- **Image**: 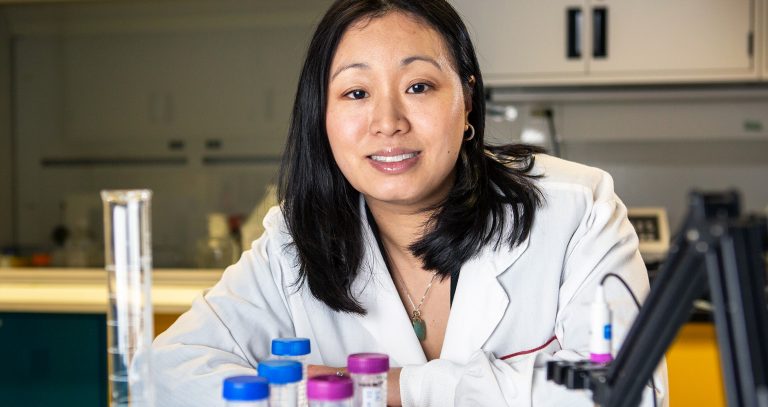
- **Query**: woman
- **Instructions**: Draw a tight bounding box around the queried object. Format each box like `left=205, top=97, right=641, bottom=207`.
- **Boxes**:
left=152, top=0, right=667, bottom=405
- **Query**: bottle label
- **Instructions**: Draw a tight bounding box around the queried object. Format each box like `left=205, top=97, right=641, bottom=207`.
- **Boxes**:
left=359, top=387, right=384, bottom=406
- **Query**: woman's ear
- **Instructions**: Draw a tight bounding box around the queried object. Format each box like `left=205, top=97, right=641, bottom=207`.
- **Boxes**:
left=464, top=75, right=476, bottom=113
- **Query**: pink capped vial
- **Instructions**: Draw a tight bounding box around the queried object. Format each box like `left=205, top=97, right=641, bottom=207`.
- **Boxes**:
left=347, top=353, right=389, bottom=407
left=307, top=375, right=353, bottom=407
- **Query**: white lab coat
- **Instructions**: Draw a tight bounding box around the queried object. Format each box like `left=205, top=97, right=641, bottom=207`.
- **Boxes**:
left=152, top=155, right=668, bottom=406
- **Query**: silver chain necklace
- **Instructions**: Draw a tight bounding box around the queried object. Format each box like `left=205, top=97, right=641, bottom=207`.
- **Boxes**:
left=395, top=271, right=439, bottom=341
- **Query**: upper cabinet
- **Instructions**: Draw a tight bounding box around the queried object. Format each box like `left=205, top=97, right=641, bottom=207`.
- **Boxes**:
left=58, top=28, right=308, bottom=156
left=7, top=1, right=329, bottom=158
left=451, top=1, right=586, bottom=81
left=450, top=0, right=760, bottom=86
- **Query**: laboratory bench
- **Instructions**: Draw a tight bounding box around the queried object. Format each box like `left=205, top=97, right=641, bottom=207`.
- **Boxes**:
left=0, top=267, right=221, bottom=407
left=0, top=268, right=725, bottom=406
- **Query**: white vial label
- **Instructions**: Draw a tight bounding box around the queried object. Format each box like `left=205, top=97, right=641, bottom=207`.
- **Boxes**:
left=359, top=387, right=383, bottom=406
left=270, top=384, right=298, bottom=407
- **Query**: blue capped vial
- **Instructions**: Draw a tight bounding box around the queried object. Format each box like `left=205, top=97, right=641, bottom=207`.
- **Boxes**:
left=258, top=359, right=303, bottom=407
left=272, top=338, right=311, bottom=407
left=223, top=375, right=269, bottom=407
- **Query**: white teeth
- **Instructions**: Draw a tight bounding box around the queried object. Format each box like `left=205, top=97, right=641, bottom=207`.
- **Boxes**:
left=370, top=152, right=418, bottom=163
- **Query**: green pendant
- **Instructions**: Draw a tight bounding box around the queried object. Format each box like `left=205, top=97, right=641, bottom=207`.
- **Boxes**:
left=412, top=314, right=426, bottom=341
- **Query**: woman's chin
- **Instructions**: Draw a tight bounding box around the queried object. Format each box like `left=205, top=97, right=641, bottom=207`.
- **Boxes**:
left=362, top=188, right=444, bottom=210
left=365, top=193, right=417, bottom=206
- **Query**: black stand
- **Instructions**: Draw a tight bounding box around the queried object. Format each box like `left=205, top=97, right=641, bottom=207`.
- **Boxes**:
left=548, top=191, right=768, bottom=407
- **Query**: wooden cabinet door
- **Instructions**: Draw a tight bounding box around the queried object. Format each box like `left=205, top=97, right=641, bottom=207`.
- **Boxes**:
left=450, top=0, right=588, bottom=85
left=589, top=0, right=756, bottom=80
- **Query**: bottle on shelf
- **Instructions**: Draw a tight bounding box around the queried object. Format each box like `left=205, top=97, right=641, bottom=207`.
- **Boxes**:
left=195, top=212, right=239, bottom=268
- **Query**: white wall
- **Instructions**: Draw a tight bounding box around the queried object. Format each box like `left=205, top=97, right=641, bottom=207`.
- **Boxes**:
left=486, top=96, right=768, bottom=229
left=563, top=140, right=768, bottom=229
left=0, top=12, right=12, bottom=248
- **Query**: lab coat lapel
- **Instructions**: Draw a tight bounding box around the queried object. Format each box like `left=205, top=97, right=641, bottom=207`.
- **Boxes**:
left=440, top=233, right=531, bottom=364
left=350, top=199, right=428, bottom=366
left=440, top=157, right=546, bottom=363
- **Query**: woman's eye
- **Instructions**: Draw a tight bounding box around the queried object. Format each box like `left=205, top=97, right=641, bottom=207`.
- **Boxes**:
left=407, top=83, right=431, bottom=94
left=345, top=89, right=368, bottom=100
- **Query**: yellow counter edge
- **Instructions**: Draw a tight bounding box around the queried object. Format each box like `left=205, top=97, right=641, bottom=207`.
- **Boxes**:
left=0, top=267, right=223, bottom=314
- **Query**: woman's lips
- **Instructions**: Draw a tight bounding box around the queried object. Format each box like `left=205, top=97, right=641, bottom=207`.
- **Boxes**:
left=367, top=150, right=421, bottom=174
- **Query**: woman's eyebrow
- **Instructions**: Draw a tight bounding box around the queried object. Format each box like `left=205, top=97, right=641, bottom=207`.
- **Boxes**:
left=331, top=55, right=442, bottom=81
left=331, top=62, right=369, bottom=81
left=401, top=55, right=442, bottom=71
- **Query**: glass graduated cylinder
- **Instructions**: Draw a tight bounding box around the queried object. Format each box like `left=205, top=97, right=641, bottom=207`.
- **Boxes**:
left=102, top=190, right=154, bottom=407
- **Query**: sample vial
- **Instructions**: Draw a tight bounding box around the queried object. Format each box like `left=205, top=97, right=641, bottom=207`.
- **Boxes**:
left=590, top=285, right=613, bottom=364
left=258, top=360, right=303, bottom=407
left=223, top=376, right=269, bottom=407
left=307, top=375, right=353, bottom=407
left=347, top=353, right=389, bottom=407
left=272, top=338, right=311, bottom=407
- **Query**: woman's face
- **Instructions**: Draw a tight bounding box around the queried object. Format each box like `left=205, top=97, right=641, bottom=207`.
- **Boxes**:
left=326, top=12, right=470, bottom=210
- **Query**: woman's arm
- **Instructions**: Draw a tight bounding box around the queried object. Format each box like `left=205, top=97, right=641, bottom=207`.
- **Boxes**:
left=151, top=216, right=296, bottom=407
left=308, top=365, right=403, bottom=405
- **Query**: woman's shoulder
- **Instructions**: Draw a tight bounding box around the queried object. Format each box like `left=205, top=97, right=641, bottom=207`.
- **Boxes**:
left=239, top=204, right=301, bottom=288
left=245, top=204, right=294, bottom=252
left=530, top=153, right=617, bottom=203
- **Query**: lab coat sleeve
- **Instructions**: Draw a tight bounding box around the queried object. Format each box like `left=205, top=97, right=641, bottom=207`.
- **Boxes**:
left=151, top=214, right=296, bottom=407
left=399, top=172, right=669, bottom=407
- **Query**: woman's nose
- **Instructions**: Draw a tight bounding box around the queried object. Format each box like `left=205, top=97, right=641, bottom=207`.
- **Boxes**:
left=369, top=93, right=410, bottom=137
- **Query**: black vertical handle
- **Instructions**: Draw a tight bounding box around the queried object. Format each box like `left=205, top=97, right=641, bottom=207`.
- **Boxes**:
left=566, top=8, right=582, bottom=59
left=592, top=7, right=608, bottom=58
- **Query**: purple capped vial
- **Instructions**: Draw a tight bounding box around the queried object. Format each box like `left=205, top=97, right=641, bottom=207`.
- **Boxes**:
left=307, top=375, right=353, bottom=407
left=347, top=353, right=389, bottom=407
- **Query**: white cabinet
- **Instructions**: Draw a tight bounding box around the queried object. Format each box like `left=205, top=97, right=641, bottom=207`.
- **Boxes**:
left=61, top=27, right=308, bottom=157
left=454, top=1, right=585, bottom=80
left=589, top=0, right=753, bottom=78
left=451, top=0, right=758, bottom=86
left=7, top=0, right=326, bottom=158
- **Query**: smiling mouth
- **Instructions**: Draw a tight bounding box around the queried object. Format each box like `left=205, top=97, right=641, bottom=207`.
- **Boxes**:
left=368, top=152, right=420, bottom=163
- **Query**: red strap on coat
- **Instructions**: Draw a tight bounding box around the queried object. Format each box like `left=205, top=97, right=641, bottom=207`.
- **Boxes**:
left=500, top=335, right=559, bottom=360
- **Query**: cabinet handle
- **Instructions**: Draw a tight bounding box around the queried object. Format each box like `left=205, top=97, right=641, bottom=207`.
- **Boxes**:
left=205, top=139, right=222, bottom=150
left=592, top=7, right=608, bottom=58
left=566, top=8, right=582, bottom=59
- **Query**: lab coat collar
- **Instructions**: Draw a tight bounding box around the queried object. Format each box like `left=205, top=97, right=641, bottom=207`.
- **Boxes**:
left=350, top=195, right=531, bottom=366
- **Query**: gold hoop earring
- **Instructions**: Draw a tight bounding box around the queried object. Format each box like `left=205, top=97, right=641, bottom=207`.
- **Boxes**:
left=464, top=123, right=475, bottom=141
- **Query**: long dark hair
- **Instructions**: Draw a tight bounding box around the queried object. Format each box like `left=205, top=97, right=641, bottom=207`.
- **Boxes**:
left=278, top=0, right=543, bottom=314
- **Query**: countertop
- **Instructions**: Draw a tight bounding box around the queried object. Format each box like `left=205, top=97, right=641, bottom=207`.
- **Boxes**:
left=0, top=267, right=223, bottom=314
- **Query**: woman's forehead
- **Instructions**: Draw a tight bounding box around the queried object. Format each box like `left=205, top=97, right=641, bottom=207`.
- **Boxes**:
left=331, top=11, right=455, bottom=74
